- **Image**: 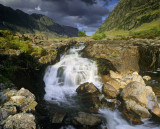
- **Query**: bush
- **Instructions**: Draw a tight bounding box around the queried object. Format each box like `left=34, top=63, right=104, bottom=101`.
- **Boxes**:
left=78, top=30, right=86, bottom=37
left=92, top=32, right=106, bottom=40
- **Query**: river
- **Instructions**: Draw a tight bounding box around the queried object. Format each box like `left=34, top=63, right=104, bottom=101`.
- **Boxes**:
left=43, top=43, right=160, bottom=129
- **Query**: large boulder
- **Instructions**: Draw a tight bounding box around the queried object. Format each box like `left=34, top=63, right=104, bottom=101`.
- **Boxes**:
left=125, top=100, right=151, bottom=118
left=121, top=81, right=155, bottom=108
left=4, top=113, right=36, bottom=129
left=72, top=113, right=102, bottom=126
left=101, top=77, right=120, bottom=99
left=16, top=88, right=35, bottom=99
left=76, top=83, right=102, bottom=109
left=121, top=81, right=159, bottom=120
left=76, top=82, right=100, bottom=96
left=3, top=88, right=37, bottom=113
left=102, top=83, right=119, bottom=99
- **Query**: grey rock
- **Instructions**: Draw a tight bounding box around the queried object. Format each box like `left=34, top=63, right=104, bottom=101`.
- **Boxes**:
left=4, top=113, right=36, bottom=129
left=73, top=113, right=102, bottom=126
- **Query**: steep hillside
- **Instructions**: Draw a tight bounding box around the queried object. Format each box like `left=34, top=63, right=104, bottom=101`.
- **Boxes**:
left=96, top=0, right=160, bottom=37
left=0, top=4, right=78, bottom=37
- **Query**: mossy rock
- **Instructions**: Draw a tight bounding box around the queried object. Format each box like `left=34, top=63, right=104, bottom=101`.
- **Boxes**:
left=95, top=58, right=117, bottom=75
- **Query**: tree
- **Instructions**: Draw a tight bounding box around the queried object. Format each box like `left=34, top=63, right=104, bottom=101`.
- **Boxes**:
left=78, top=30, right=86, bottom=37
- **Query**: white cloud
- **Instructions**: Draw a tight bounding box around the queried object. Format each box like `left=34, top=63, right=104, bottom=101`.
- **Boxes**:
left=35, top=6, right=41, bottom=11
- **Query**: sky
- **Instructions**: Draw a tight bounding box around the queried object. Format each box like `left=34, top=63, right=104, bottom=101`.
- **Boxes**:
left=0, top=0, right=119, bottom=36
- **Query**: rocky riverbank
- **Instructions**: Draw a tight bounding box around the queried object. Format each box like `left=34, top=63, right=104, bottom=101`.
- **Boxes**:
left=0, top=88, right=37, bottom=129
left=76, top=70, right=160, bottom=125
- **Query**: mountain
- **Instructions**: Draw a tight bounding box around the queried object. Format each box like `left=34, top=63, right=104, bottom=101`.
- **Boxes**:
left=0, top=4, right=78, bottom=37
left=96, top=0, right=160, bottom=37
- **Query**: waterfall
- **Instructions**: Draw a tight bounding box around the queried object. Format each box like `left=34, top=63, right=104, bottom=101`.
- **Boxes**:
left=43, top=43, right=160, bottom=129
left=43, top=43, right=102, bottom=105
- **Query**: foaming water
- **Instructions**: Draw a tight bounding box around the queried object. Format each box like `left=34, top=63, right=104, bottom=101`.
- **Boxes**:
left=99, top=109, right=160, bottom=129
left=43, top=43, right=102, bottom=105
left=43, top=43, right=160, bottom=129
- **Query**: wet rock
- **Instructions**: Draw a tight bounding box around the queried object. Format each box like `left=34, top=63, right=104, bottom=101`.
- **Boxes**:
left=125, top=100, right=151, bottom=118
left=89, top=107, right=99, bottom=114
left=121, top=81, right=155, bottom=108
left=52, top=112, right=66, bottom=124
left=76, top=83, right=102, bottom=109
left=152, top=107, right=160, bottom=117
left=78, top=94, right=102, bottom=109
left=101, top=98, right=120, bottom=110
left=73, top=113, right=102, bottom=126
left=123, top=108, right=143, bottom=125
left=4, top=113, right=36, bottom=129
left=121, top=81, right=158, bottom=119
left=109, top=70, right=122, bottom=79
left=76, top=82, right=100, bottom=96
left=102, top=83, right=119, bottom=99
left=143, top=76, right=151, bottom=81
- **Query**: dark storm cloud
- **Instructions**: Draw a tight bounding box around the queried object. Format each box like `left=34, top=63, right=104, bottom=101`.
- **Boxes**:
left=39, top=0, right=110, bottom=26
left=0, top=0, right=116, bottom=34
left=81, top=0, right=96, bottom=4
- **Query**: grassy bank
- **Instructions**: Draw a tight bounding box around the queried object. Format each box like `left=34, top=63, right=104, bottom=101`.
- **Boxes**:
left=0, top=30, right=46, bottom=84
left=95, top=19, right=160, bottom=39
left=0, top=30, right=47, bottom=57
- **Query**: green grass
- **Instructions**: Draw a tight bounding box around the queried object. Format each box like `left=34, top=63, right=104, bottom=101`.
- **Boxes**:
left=92, top=32, right=106, bottom=40
left=130, top=19, right=160, bottom=38
left=103, top=29, right=129, bottom=37
left=0, top=30, right=47, bottom=56
left=98, top=19, right=160, bottom=39
left=112, top=52, right=118, bottom=57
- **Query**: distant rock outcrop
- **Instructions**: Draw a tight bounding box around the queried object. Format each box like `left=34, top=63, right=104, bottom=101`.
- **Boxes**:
left=0, top=4, right=78, bottom=37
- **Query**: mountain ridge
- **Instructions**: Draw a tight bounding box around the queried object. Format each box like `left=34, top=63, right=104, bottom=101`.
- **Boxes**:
left=96, top=0, right=160, bottom=37
left=0, top=4, right=78, bottom=37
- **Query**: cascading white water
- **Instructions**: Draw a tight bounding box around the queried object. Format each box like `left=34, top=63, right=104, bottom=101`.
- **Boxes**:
left=43, top=43, right=160, bottom=129
left=99, top=109, right=160, bottom=129
left=43, top=43, right=102, bottom=105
